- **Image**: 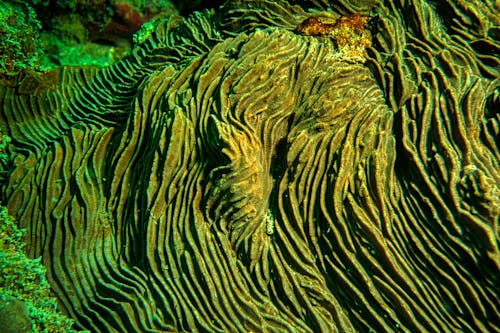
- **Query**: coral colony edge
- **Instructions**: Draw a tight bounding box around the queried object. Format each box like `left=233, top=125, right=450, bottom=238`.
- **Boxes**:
left=1, top=0, right=499, bottom=332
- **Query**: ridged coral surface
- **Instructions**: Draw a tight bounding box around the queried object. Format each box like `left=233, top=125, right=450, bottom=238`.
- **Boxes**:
left=1, top=0, right=499, bottom=332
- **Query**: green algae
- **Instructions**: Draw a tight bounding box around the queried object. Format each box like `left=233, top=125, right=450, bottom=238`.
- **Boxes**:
left=0, top=1, right=42, bottom=76
left=0, top=205, right=83, bottom=332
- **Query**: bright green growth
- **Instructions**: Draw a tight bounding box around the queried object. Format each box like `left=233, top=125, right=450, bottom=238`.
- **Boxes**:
left=0, top=1, right=42, bottom=76
left=0, top=207, right=84, bottom=332
left=133, top=19, right=156, bottom=45
left=0, top=131, right=11, bottom=195
left=0, top=134, right=10, bottom=164
left=39, top=31, right=127, bottom=69
left=38, top=13, right=129, bottom=69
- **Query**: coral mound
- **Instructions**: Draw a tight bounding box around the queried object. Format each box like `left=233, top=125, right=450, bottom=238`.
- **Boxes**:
left=1, top=0, right=499, bottom=332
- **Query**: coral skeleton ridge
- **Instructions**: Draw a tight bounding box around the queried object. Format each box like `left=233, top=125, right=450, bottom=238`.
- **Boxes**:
left=0, top=0, right=499, bottom=332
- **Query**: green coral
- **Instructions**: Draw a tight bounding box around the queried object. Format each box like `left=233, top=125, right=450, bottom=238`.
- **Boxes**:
left=133, top=19, right=156, bottom=44
left=0, top=134, right=10, bottom=162
left=0, top=131, right=11, bottom=197
left=0, top=207, right=83, bottom=333
left=38, top=14, right=126, bottom=69
left=0, top=1, right=42, bottom=76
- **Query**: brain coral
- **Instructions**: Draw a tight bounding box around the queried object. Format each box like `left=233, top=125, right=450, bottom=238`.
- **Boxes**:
left=0, top=0, right=499, bottom=332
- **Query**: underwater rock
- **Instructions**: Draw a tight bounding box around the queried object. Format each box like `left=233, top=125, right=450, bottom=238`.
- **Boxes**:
left=0, top=297, right=32, bottom=333
left=0, top=0, right=499, bottom=332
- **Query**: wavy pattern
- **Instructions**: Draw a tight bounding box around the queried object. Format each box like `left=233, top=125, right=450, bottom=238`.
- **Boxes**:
left=1, top=0, right=499, bottom=332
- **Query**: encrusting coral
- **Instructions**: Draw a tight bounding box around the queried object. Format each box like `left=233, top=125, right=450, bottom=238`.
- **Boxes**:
left=0, top=0, right=499, bottom=332
left=0, top=1, right=42, bottom=77
left=0, top=134, right=79, bottom=332
left=0, top=205, right=80, bottom=333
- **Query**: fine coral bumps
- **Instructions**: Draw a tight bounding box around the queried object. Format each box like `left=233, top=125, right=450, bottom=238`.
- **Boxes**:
left=0, top=1, right=42, bottom=77
left=0, top=207, right=81, bottom=333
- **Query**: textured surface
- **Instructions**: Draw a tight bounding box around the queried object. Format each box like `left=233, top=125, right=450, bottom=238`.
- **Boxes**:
left=1, top=0, right=499, bottom=332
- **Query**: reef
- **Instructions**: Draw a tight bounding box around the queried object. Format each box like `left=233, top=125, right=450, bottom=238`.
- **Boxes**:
left=0, top=204, right=79, bottom=332
left=0, top=0, right=499, bottom=332
left=0, top=1, right=42, bottom=77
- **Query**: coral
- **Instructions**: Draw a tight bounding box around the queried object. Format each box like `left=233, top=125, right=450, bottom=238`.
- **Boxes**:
left=39, top=14, right=130, bottom=69
left=0, top=0, right=499, bottom=332
left=27, top=0, right=178, bottom=69
left=0, top=1, right=42, bottom=77
left=0, top=206, right=81, bottom=333
left=294, top=13, right=371, bottom=61
left=0, top=0, right=219, bottom=72
left=104, top=0, right=177, bottom=37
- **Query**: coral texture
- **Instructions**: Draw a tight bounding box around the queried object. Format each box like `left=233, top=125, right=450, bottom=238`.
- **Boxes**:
left=0, top=206, right=79, bottom=332
left=1, top=0, right=499, bottom=332
left=0, top=1, right=42, bottom=76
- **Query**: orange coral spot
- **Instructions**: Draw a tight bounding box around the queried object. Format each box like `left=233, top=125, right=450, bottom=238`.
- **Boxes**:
left=332, top=14, right=369, bottom=32
left=294, top=13, right=369, bottom=36
left=294, top=17, right=334, bottom=35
